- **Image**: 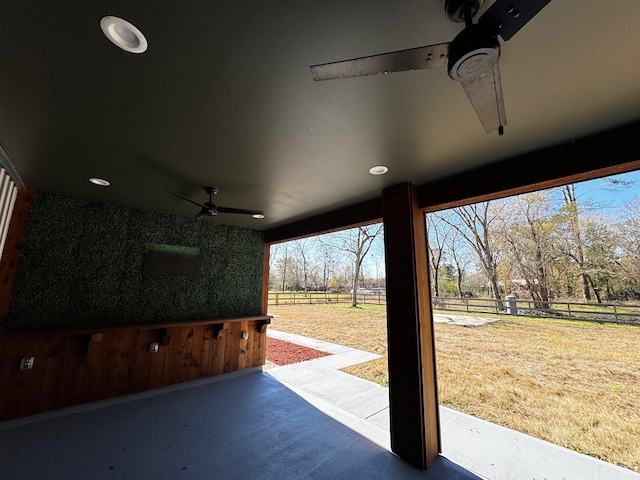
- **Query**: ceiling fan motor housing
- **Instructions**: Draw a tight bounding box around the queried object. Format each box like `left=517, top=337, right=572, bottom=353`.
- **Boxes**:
left=447, top=24, right=500, bottom=82
left=200, top=203, right=218, bottom=216
left=445, top=0, right=485, bottom=23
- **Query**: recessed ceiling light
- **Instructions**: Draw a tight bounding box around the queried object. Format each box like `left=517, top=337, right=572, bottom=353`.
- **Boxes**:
left=252, top=213, right=265, bottom=219
left=89, top=177, right=110, bottom=186
left=369, top=165, right=389, bottom=175
left=100, top=16, right=148, bottom=54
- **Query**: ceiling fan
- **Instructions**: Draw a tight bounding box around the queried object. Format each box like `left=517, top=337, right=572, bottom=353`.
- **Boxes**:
left=310, top=0, right=552, bottom=135
left=165, top=186, right=264, bottom=219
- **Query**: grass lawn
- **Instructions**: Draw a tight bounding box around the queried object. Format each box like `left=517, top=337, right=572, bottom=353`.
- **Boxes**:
left=267, top=303, right=640, bottom=473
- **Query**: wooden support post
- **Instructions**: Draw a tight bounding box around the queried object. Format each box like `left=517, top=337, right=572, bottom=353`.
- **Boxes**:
left=262, top=243, right=270, bottom=315
left=382, top=182, right=440, bottom=469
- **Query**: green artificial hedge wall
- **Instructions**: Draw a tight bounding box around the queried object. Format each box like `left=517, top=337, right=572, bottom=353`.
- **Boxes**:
left=6, top=192, right=264, bottom=332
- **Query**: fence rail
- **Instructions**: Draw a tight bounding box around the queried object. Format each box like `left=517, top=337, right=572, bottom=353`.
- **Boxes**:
left=268, top=292, right=640, bottom=325
left=432, top=296, right=640, bottom=325
left=268, top=291, right=386, bottom=306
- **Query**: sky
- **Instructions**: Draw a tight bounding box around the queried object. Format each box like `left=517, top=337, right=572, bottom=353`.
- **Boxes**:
left=572, top=169, right=640, bottom=210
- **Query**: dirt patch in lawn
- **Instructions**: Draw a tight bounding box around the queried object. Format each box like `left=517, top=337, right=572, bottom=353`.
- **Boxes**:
left=266, top=336, right=330, bottom=366
left=267, top=303, right=640, bottom=473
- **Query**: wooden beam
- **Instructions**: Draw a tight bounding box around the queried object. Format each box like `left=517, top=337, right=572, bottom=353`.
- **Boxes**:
left=382, top=182, right=440, bottom=469
left=264, top=197, right=382, bottom=244
left=0, top=189, right=35, bottom=332
left=263, top=120, right=640, bottom=245
left=418, top=120, right=640, bottom=212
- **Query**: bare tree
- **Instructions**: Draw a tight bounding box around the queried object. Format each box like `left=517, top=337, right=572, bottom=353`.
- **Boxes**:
left=426, top=213, right=452, bottom=298
left=446, top=226, right=475, bottom=298
left=292, top=238, right=312, bottom=294
left=322, top=224, right=383, bottom=307
left=443, top=202, right=504, bottom=300
left=280, top=244, right=289, bottom=292
left=559, top=184, right=597, bottom=301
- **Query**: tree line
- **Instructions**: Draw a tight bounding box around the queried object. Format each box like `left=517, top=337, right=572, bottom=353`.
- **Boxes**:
left=269, top=173, right=640, bottom=306
left=427, top=177, right=640, bottom=304
left=269, top=224, right=384, bottom=307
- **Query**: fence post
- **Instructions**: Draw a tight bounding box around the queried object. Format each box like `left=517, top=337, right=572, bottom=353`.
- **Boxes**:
left=275, top=292, right=279, bottom=306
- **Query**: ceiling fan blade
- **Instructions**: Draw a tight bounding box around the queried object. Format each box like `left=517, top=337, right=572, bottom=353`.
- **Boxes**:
left=459, top=61, right=506, bottom=134
left=479, top=0, right=552, bottom=41
left=216, top=206, right=263, bottom=216
left=310, top=43, right=449, bottom=81
left=164, top=189, right=207, bottom=208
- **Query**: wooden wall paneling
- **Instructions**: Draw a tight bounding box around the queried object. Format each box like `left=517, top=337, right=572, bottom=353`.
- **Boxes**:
left=256, top=330, right=266, bottom=368
left=0, top=189, right=34, bottom=331
left=61, top=337, right=86, bottom=406
left=164, top=327, right=181, bottom=385
left=166, top=328, right=180, bottom=385
left=0, top=336, right=18, bottom=417
left=191, top=325, right=209, bottom=380
left=114, top=332, right=136, bottom=397
left=176, top=327, right=195, bottom=384
left=98, top=332, right=126, bottom=399
left=224, top=322, right=241, bottom=373
left=126, top=330, right=155, bottom=394
left=177, top=326, right=190, bottom=383
left=253, top=319, right=270, bottom=367
left=72, top=336, right=101, bottom=404
left=212, top=324, right=227, bottom=375
left=0, top=316, right=270, bottom=421
left=238, top=320, right=250, bottom=370
left=148, top=331, right=171, bottom=390
left=1, top=335, right=48, bottom=420
left=93, top=332, right=114, bottom=400
left=250, top=322, right=261, bottom=368
left=200, top=325, right=214, bottom=377
left=38, top=335, right=80, bottom=412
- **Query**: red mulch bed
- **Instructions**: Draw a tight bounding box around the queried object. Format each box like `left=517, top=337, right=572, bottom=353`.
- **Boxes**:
left=266, top=337, right=331, bottom=366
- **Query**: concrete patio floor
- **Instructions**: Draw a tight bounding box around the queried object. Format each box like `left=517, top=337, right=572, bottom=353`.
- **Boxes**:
left=0, top=329, right=638, bottom=480
left=0, top=369, right=483, bottom=479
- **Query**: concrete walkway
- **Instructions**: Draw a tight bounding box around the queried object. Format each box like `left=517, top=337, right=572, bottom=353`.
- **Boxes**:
left=265, top=329, right=640, bottom=480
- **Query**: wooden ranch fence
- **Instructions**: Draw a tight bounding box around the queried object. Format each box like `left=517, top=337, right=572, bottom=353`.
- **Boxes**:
left=432, top=296, right=640, bottom=325
left=267, top=292, right=640, bottom=325
left=268, top=291, right=387, bottom=306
